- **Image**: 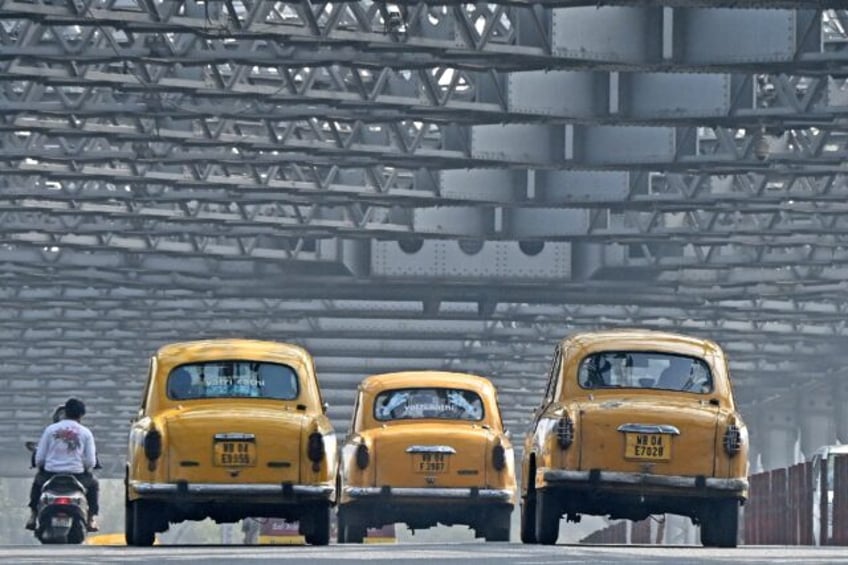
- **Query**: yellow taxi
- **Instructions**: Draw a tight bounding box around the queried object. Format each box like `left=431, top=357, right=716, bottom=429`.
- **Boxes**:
left=125, top=339, right=336, bottom=546
left=337, top=371, right=516, bottom=543
left=520, top=329, right=748, bottom=547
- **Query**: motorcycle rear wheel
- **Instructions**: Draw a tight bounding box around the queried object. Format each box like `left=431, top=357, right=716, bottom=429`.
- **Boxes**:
left=68, top=521, right=86, bottom=544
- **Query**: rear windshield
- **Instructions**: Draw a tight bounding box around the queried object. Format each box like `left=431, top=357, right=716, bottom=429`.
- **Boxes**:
left=374, top=387, right=484, bottom=422
left=167, top=361, right=299, bottom=400
left=578, top=351, right=713, bottom=394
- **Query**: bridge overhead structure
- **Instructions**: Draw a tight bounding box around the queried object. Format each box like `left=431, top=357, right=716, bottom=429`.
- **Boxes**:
left=1, top=0, right=847, bottom=477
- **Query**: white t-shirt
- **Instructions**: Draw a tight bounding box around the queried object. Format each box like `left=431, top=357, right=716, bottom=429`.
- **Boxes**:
left=35, top=419, right=96, bottom=474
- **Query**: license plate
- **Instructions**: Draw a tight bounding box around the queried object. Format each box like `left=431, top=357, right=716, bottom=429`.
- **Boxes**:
left=413, top=452, right=448, bottom=473
left=214, top=440, right=256, bottom=467
left=624, top=433, right=671, bottom=461
left=51, top=516, right=72, bottom=528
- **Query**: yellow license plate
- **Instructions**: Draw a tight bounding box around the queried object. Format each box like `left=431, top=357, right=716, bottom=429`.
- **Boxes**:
left=214, top=441, right=256, bottom=467
left=413, top=452, right=448, bottom=473
left=624, top=433, right=671, bottom=461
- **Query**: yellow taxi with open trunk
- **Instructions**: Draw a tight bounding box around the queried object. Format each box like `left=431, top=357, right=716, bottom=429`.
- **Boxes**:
left=125, top=339, right=336, bottom=546
left=337, top=371, right=516, bottom=543
left=520, top=329, right=748, bottom=547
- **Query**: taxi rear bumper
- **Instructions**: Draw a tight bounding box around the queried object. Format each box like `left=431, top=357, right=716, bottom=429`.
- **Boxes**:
left=131, top=481, right=334, bottom=499
left=542, top=469, right=748, bottom=492
left=344, top=486, right=513, bottom=501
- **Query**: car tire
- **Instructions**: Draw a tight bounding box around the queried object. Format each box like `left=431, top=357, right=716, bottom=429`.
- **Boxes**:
left=700, top=499, right=738, bottom=548
left=483, top=508, right=511, bottom=542
left=127, top=500, right=156, bottom=547
left=520, top=494, right=537, bottom=544
left=304, top=502, right=331, bottom=546
left=534, top=490, right=560, bottom=545
left=337, top=507, right=366, bottom=544
left=124, top=497, right=136, bottom=546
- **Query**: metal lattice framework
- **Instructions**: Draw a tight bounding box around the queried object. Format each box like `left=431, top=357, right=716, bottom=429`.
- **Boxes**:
left=1, top=0, right=848, bottom=477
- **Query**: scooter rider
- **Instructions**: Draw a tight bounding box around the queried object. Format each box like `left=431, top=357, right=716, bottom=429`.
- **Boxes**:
left=26, top=398, right=100, bottom=532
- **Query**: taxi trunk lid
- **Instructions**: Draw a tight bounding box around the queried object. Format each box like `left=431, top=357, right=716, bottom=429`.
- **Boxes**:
left=577, top=397, right=720, bottom=477
left=164, top=404, right=307, bottom=484
left=373, top=423, right=491, bottom=488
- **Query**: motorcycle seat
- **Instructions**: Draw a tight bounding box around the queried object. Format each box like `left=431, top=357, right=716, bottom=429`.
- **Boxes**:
left=42, top=475, right=86, bottom=494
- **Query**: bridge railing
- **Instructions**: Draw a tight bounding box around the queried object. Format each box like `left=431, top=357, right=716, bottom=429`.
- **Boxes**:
left=744, top=461, right=813, bottom=544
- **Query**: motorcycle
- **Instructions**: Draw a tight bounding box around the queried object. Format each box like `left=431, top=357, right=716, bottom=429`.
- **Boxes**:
left=24, top=404, right=99, bottom=544
left=24, top=442, right=90, bottom=544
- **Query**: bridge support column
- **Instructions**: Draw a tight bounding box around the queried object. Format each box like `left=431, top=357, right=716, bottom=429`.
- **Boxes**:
left=834, top=378, right=848, bottom=445
left=750, top=397, right=798, bottom=471
left=798, top=387, right=835, bottom=461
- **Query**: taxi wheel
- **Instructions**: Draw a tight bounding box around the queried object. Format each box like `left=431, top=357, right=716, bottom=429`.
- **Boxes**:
left=127, top=500, right=156, bottom=547
left=304, top=503, right=331, bottom=546
left=520, top=496, right=537, bottom=544
left=700, top=500, right=738, bottom=548
left=124, top=499, right=135, bottom=546
left=534, top=491, right=560, bottom=545
left=337, top=508, right=366, bottom=544
left=483, top=509, right=511, bottom=542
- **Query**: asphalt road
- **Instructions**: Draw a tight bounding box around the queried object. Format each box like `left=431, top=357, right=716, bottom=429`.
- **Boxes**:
left=5, top=543, right=848, bottom=565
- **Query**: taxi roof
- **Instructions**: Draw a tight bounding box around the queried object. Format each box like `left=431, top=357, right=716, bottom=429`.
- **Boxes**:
left=563, top=328, right=722, bottom=356
left=360, top=371, right=495, bottom=395
left=155, top=338, right=313, bottom=366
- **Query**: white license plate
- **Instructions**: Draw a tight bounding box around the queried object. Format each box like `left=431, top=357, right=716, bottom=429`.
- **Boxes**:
left=51, top=516, right=72, bottom=528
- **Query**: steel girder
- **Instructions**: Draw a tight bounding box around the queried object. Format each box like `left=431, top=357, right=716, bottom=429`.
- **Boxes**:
left=387, top=2, right=847, bottom=8
left=0, top=2, right=845, bottom=74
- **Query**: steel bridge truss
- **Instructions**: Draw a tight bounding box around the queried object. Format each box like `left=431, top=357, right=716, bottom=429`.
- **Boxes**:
left=0, top=0, right=847, bottom=477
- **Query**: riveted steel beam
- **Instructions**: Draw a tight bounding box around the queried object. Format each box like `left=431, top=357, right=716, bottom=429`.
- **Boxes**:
left=0, top=3, right=844, bottom=74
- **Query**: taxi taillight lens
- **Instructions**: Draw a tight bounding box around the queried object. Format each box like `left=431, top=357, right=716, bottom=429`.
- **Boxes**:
left=723, top=425, right=742, bottom=456
left=307, top=432, right=325, bottom=471
left=355, top=443, right=370, bottom=470
left=143, top=429, right=162, bottom=461
left=556, top=415, right=575, bottom=449
left=492, top=444, right=506, bottom=471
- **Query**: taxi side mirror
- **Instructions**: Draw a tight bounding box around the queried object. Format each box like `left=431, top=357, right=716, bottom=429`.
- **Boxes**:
left=322, top=402, right=330, bottom=414
left=504, top=430, right=512, bottom=440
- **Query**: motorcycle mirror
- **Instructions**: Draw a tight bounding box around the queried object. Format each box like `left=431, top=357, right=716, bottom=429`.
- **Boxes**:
left=24, top=441, right=37, bottom=453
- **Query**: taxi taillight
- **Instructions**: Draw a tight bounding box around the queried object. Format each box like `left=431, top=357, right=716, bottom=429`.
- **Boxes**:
left=556, top=415, right=575, bottom=449
left=355, top=443, right=370, bottom=470
left=492, top=444, right=507, bottom=471
left=143, top=428, right=162, bottom=461
left=723, top=425, right=742, bottom=456
left=307, top=432, right=325, bottom=471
